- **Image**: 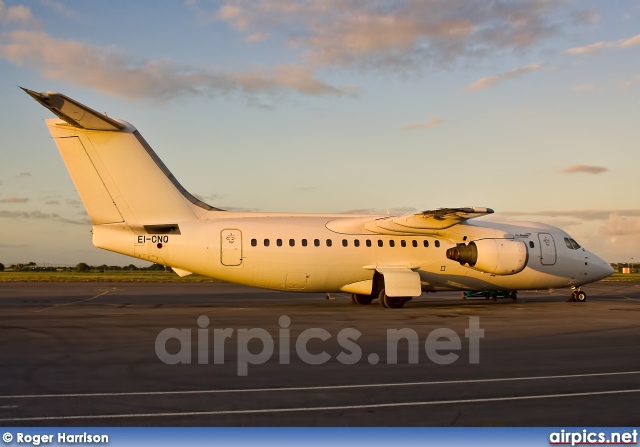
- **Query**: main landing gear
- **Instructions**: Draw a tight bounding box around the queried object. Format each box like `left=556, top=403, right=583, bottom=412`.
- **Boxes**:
left=568, top=287, right=587, bottom=302
left=350, top=293, right=374, bottom=305
left=350, top=290, right=412, bottom=308
left=378, top=290, right=411, bottom=309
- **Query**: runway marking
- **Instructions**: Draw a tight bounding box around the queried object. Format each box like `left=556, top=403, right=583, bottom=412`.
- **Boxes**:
left=0, top=370, right=638, bottom=399
left=1, top=388, right=639, bottom=422
left=33, top=288, right=116, bottom=313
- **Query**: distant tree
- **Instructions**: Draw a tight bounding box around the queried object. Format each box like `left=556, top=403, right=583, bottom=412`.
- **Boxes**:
left=0, top=263, right=4, bottom=272
left=75, top=262, right=90, bottom=272
left=127, top=264, right=139, bottom=271
left=98, top=264, right=108, bottom=272
left=148, top=263, right=165, bottom=271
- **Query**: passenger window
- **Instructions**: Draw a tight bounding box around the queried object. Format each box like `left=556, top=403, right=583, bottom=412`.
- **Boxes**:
left=366, top=240, right=372, bottom=247
left=342, top=239, right=348, bottom=247
left=389, top=240, right=395, bottom=248
left=302, top=239, right=307, bottom=247
left=529, top=241, right=535, bottom=248
left=378, top=240, right=383, bottom=247
left=354, top=239, right=360, bottom=247
left=326, top=239, right=332, bottom=247
left=251, top=238, right=257, bottom=247
left=289, top=239, right=295, bottom=247
left=569, top=238, right=581, bottom=249
left=264, top=239, right=270, bottom=247
left=412, top=240, right=417, bottom=248
left=423, top=240, right=429, bottom=248
left=314, top=239, right=320, bottom=247
left=401, top=240, right=406, bottom=247
left=564, top=238, right=573, bottom=249
left=277, top=239, right=282, bottom=247
left=435, top=240, right=440, bottom=248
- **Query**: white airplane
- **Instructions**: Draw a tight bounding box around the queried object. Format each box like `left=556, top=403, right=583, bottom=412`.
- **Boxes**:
left=23, top=88, right=613, bottom=308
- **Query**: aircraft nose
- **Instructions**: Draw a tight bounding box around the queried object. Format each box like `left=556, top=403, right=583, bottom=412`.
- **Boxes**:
left=591, top=255, right=614, bottom=281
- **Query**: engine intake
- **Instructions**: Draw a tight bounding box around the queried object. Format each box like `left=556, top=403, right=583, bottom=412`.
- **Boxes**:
left=446, top=239, right=528, bottom=275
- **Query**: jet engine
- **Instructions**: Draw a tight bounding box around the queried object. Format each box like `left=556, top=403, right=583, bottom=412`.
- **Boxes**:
left=446, top=239, right=528, bottom=275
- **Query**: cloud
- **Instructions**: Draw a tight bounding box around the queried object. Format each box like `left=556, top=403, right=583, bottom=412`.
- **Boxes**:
left=18, top=171, right=31, bottom=177
left=565, top=32, right=640, bottom=55
left=0, top=209, right=90, bottom=225
left=600, top=213, right=640, bottom=236
left=44, top=200, right=60, bottom=205
left=0, top=0, right=38, bottom=25
left=0, top=197, right=29, bottom=203
left=403, top=117, right=443, bottom=131
left=39, top=0, right=82, bottom=20
left=246, top=32, right=269, bottom=43
left=0, top=243, right=27, bottom=248
left=622, top=75, right=640, bottom=88
left=562, top=165, right=608, bottom=175
left=571, top=83, right=594, bottom=91
left=343, top=207, right=418, bottom=215
left=500, top=209, right=640, bottom=221
left=213, top=1, right=592, bottom=72
left=1, top=1, right=595, bottom=102
left=466, top=63, right=543, bottom=91
left=0, top=30, right=348, bottom=102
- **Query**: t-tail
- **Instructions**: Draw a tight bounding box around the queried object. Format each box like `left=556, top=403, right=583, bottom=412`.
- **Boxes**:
left=22, top=88, right=223, bottom=268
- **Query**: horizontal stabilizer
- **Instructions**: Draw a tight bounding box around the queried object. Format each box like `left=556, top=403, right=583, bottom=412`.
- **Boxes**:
left=21, top=88, right=125, bottom=131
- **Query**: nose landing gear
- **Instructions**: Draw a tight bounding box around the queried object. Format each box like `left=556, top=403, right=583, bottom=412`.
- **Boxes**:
left=568, top=287, right=587, bottom=302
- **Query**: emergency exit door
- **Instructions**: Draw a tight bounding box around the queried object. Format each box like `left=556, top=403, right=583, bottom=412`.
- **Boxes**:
left=220, top=229, right=242, bottom=266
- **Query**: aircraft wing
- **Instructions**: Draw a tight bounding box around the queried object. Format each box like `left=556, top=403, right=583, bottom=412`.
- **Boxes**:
left=364, top=207, right=493, bottom=234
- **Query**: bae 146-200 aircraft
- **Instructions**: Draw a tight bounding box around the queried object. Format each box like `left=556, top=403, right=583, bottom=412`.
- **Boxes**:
left=23, top=88, right=613, bottom=308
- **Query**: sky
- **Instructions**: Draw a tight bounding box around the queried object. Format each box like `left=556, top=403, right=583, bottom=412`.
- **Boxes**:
left=0, top=0, right=639, bottom=266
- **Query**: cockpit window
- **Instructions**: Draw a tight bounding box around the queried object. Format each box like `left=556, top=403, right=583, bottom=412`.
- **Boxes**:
left=564, top=237, right=582, bottom=250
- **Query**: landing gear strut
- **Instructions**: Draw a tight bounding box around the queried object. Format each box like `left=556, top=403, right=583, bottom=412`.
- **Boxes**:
left=568, top=287, right=587, bottom=302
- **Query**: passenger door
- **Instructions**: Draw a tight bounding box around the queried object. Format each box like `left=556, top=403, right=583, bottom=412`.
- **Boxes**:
left=220, top=229, right=243, bottom=266
left=538, top=233, right=557, bottom=265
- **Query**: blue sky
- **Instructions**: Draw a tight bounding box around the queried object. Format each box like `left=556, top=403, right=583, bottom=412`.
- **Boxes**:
left=1, top=0, right=639, bottom=266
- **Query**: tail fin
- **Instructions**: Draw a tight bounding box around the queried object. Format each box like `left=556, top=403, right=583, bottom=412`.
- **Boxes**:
left=23, top=88, right=221, bottom=225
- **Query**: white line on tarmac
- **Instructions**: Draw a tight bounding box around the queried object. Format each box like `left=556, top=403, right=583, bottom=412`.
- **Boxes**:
left=0, top=370, right=638, bottom=399
left=1, top=388, right=639, bottom=422
left=33, top=288, right=116, bottom=313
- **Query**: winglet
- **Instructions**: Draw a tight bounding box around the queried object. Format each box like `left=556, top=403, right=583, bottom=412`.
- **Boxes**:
left=20, top=87, right=125, bottom=131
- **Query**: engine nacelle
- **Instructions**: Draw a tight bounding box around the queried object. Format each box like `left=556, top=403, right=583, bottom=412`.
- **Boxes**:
left=446, top=239, right=528, bottom=275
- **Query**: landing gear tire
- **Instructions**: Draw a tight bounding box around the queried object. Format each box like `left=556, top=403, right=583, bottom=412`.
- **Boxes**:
left=569, top=288, right=587, bottom=302
left=509, top=291, right=518, bottom=301
left=379, top=289, right=388, bottom=308
left=379, top=289, right=407, bottom=309
left=351, top=293, right=373, bottom=305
